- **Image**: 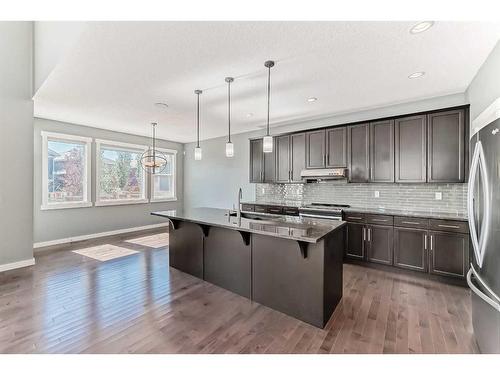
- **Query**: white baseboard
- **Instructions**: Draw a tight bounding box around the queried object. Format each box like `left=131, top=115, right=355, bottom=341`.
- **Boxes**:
left=33, top=223, right=169, bottom=251
left=0, top=258, right=36, bottom=273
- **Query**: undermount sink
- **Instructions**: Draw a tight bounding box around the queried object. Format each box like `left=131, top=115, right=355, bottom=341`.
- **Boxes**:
left=227, top=211, right=281, bottom=224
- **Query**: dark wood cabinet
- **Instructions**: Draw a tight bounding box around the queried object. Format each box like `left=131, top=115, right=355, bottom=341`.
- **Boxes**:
left=395, top=115, right=427, bottom=183
left=428, top=231, right=469, bottom=278
left=347, top=123, right=369, bottom=182
left=306, top=129, right=326, bottom=168
left=263, top=145, right=275, bottom=183
left=326, top=127, right=347, bottom=167
left=346, top=222, right=365, bottom=260
left=275, top=135, right=290, bottom=183
left=370, top=120, right=394, bottom=182
left=366, top=224, right=393, bottom=265
left=393, top=227, right=428, bottom=272
left=249, top=138, right=263, bottom=182
left=291, top=133, right=306, bottom=182
left=427, top=109, right=465, bottom=183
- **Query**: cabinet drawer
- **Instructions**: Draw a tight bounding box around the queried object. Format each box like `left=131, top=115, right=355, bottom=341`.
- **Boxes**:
left=267, top=206, right=284, bottom=215
left=283, top=207, right=299, bottom=216
left=394, top=216, right=429, bottom=229
left=344, top=213, right=365, bottom=222
left=254, top=205, right=268, bottom=213
left=366, top=214, right=393, bottom=226
left=429, top=219, right=468, bottom=234
left=241, top=204, right=255, bottom=212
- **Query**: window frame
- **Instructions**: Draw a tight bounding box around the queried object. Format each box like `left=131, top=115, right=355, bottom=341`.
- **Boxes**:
left=41, top=131, right=93, bottom=210
left=95, top=139, right=149, bottom=207
left=150, top=147, right=178, bottom=203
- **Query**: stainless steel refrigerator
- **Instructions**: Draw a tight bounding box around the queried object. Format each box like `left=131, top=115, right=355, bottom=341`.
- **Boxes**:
left=467, top=103, right=500, bottom=354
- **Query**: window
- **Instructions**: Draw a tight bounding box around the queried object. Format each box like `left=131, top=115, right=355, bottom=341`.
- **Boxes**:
left=41, top=132, right=92, bottom=210
left=151, top=148, right=177, bottom=202
left=96, top=140, right=148, bottom=206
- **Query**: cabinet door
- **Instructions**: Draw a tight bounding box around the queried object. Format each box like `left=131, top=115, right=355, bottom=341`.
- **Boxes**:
left=393, top=227, right=427, bottom=272
left=395, top=115, right=427, bottom=182
left=291, top=133, right=306, bottom=182
left=306, top=129, right=326, bottom=168
left=346, top=222, right=365, bottom=260
left=263, top=140, right=276, bottom=183
left=366, top=225, right=394, bottom=265
left=429, top=231, right=469, bottom=278
left=370, top=120, right=394, bottom=182
left=427, top=109, right=465, bottom=183
left=249, top=138, right=263, bottom=182
left=347, top=123, right=369, bottom=182
left=326, top=127, right=347, bottom=167
left=275, top=135, right=290, bottom=183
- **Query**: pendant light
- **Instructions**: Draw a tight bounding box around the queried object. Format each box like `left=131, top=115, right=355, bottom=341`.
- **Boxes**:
left=225, top=77, right=234, bottom=158
left=263, top=60, right=275, bottom=153
left=140, top=122, right=168, bottom=174
left=194, top=89, right=202, bottom=160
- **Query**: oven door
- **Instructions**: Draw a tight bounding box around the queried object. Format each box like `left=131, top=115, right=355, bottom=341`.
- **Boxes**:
left=299, top=212, right=342, bottom=221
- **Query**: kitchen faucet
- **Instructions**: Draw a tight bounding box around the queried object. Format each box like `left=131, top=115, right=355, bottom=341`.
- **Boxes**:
left=237, top=187, right=242, bottom=219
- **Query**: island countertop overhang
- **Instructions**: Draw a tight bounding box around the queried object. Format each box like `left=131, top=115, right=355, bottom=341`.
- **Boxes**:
left=151, top=207, right=345, bottom=244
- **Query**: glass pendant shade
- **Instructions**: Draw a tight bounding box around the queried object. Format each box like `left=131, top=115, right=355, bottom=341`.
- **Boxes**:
left=225, top=142, right=234, bottom=158
left=140, top=122, right=168, bottom=174
left=194, top=146, right=202, bottom=160
left=263, top=135, right=273, bottom=153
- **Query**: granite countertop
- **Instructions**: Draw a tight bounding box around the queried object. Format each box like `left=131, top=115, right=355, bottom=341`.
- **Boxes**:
left=344, top=207, right=468, bottom=221
left=152, top=207, right=345, bottom=243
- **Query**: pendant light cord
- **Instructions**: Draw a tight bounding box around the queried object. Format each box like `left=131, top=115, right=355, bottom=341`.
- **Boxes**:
left=196, top=92, right=200, bottom=147
left=266, top=65, right=271, bottom=136
left=228, top=79, right=231, bottom=143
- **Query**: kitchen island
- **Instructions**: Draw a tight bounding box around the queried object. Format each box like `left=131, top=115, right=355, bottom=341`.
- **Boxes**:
left=152, top=207, right=346, bottom=328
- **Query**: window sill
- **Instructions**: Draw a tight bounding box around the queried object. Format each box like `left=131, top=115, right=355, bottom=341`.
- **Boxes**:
left=95, top=199, right=149, bottom=207
left=150, top=197, right=177, bottom=203
left=41, top=202, right=93, bottom=211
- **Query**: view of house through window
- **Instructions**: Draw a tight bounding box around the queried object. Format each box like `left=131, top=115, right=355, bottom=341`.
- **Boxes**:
left=98, top=142, right=146, bottom=203
left=152, top=152, right=176, bottom=200
left=47, top=140, right=86, bottom=204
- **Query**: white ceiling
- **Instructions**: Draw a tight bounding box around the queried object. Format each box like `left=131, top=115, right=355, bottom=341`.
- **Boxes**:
left=34, top=21, right=500, bottom=143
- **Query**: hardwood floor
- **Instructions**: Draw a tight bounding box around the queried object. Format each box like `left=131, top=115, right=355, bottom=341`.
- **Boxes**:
left=0, top=231, right=478, bottom=354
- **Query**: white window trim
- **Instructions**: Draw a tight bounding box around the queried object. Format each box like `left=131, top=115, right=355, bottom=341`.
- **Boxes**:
left=150, top=147, right=178, bottom=203
left=95, top=139, right=149, bottom=207
left=41, top=131, right=92, bottom=210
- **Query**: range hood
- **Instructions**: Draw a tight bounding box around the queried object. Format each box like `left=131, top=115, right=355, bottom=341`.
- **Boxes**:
left=300, top=168, right=348, bottom=182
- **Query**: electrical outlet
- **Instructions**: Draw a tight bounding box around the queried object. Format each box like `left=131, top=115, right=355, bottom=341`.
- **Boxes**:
left=435, top=192, right=442, bottom=200
left=374, top=191, right=380, bottom=198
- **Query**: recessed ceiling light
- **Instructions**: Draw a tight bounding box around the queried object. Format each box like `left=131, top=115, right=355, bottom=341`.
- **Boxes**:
left=154, top=102, right=168, bottom=109
left=408, top=71, right=425, bottom=79
left=246, top=113, right=254, bottom=118
left=410, top=21, right=434, bottom=34
left=307, top=97, right=318, bottom=102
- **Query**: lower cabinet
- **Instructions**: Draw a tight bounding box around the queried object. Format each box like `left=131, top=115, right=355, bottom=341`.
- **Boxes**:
left=346, top=222, right=365, bottom=260
left=428, top=231, right=469, bottom=278
left=366, top=225, right=393, bottom=265
left=393, top=227, right=427, bottom=272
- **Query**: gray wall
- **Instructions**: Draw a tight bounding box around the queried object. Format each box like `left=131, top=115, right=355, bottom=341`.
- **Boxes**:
left=0, top=22, right=34, bottom=265
left=183, top=93, right=467, bottom=209
left=34, top=118, right=184, bottom=244
left=466, top=40, right=500, bottom=122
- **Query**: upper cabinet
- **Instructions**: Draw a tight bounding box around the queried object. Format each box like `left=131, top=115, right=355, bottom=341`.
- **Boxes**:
left=275, top=135, right=291, bottom=183
left=275, top=133, right=306, bottom=183
left=347, top=124, right=369, bottom=182
left=369, top=120, right=394, bottom=182
left=305, top=129, right=327, bottom=168
left=249, top=138, right=275, bottom=183
left=395, top=115, right=427, bottom=183
left=427, top=109, right=465, bottom=183
left=326, top=127, right=347, bottom=167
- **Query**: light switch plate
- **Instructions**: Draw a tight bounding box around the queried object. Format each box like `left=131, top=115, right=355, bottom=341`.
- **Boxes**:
left=374, top=191, right=380, bottom=198
left=435, top=192, right=442, bottom=200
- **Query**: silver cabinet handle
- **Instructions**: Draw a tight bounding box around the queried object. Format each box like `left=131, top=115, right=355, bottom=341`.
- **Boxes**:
left=402, top=221, right=420, bottom=225
left=368, top=228, right=371, bottom=242
left=430, top=235, right=433, bottom=251
left=467, top=267, right=500, bottom=312
left=438, top=224, right=460, bottom=229
left=348, top=216, right=363, bottom=220
left=424, top=234, right=428, bottom=250
left=372, top=218, right=388, bottom=222
left=363, top=227, right=366, bottom=241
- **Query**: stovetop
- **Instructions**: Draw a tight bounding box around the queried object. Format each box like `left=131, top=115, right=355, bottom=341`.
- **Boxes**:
left=300, top=203, right=351, bottom=212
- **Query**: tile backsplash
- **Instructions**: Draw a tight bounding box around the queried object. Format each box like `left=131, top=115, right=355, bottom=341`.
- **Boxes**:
left=256, top=181, right=467, bottom=214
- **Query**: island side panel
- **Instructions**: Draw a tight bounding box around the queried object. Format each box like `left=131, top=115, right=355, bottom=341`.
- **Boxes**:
left=168, top=221, right=204, bottom=278
left=204, top=226, right=252, bottom=298
left=323, top=226, right=345, bottom=326
left=252, top=234, right=325, bottom=328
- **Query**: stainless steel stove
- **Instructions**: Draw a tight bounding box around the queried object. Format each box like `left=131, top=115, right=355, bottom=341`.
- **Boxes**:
left=298, top=203, right=350, bottom=221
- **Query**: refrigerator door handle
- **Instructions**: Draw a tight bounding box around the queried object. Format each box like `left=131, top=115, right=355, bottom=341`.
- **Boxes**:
left=467, top=266, right=500, bottom=312
left=467, top=141, right=491, bottom=268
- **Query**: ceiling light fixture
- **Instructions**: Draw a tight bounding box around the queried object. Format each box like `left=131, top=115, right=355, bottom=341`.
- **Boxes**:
left=225, top=77, right=234, bottom=158
left=408, top=71, right=425, bottom=79
left=410, top=21, right=434, bottom=34
left=307, top=97, right=318, bottom=102
left=154, top=102, right=168, bottom=109
left=263, top=60, right=275, bottom=153
left=246, top=113, right=253, bottom=118
left=140, top=122, right=167, bottom=174
left=194, top=90, right=202, bottom=160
